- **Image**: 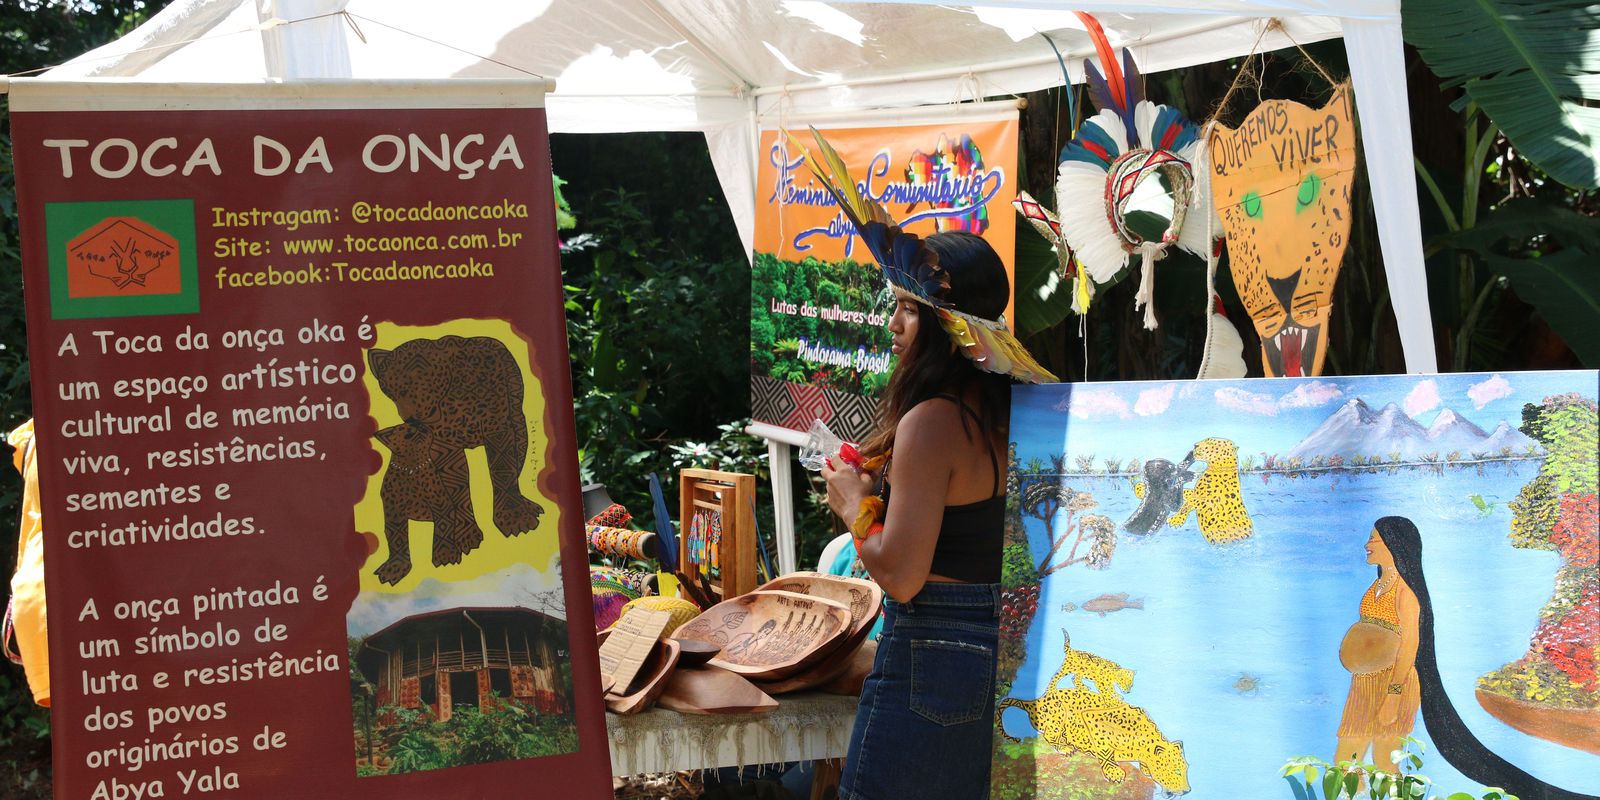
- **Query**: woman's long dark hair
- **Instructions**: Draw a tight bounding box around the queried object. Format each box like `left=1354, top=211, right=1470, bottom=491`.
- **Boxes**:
left=862, top=231, right=1011, bottom=458
left=1374, top=516, right=1595, bottom=800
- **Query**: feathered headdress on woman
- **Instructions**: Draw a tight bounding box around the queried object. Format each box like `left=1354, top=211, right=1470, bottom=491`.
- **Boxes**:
left=787, top=128, right=1057, bottom=385
left=1048, top=12, right=1218, bottom=329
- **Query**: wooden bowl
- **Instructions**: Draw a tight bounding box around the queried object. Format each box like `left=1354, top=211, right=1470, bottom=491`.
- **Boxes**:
left=757, top=572, right=882, bottom=648
left=823, top=639, right=878, bottom=697
left=675, top=639, right=722, bottom=667
left=672, top=590, right=851, bottom=681
left=752, top=636, right=863, bottom=695
left=658, top=666, right=778, bottom=715
left=604, top=637, right=680, bottom=715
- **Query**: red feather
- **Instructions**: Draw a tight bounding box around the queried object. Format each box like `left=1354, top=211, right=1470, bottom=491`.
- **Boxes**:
left=1074, top=12, right=1126, bottom=112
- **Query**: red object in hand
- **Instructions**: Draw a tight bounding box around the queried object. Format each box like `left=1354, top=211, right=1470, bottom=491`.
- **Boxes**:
left=838, top=441, right=864, bottom=471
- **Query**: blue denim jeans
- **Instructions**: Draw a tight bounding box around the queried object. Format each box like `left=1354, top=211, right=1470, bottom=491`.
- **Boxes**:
left=839, top=582, right=999, bottom=800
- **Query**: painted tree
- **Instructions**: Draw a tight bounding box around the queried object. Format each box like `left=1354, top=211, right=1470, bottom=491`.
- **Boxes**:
left=1481, top=393, right=1599, bottom=714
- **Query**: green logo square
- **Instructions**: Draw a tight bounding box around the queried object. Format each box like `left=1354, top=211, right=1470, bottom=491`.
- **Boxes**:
left=46, top=199, right=199, bottom=320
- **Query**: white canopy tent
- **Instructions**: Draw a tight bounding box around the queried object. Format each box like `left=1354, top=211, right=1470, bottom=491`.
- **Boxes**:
left=39, top=0, right=1437, bottom=570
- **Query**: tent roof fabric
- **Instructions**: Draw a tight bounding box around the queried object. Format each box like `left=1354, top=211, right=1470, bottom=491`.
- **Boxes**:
left=39, top=0, right=1430, bottom=379
left=53, top=1, right=1350, bottom=131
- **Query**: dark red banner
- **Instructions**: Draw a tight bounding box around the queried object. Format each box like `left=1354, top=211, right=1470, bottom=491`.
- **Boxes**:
left=11, top=81, right=611, bottom=800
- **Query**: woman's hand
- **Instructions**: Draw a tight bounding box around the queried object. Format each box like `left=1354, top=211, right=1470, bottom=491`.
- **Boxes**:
left=1379, top=691, right=1404, bottom=725
left=820, top=458, right=875, bottom=526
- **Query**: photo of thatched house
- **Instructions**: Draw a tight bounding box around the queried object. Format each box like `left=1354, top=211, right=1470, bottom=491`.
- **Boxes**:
left=358, top=606, right=570, bottom=721
left=352, top=605, right=578, bottom=776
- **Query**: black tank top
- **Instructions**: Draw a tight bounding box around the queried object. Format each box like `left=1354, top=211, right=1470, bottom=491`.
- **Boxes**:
left=878, top=396, right=1003, bottom=584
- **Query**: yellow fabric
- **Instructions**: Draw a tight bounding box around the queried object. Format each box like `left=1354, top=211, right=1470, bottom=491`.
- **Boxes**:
left=9, top=420, right=48, bottom=706
left=615, top=596, right=701, bottom=637
left=851, top=496, right=885, bottom=540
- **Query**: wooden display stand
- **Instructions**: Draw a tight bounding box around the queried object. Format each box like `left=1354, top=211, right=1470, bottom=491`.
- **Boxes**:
left=678, top=468, right=758, bottom=600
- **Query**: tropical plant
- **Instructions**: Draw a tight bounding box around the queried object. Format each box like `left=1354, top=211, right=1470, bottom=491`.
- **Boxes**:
left=1403, top=0, right=1600, bottom=191
left=1282, top=737, right=1519, bottom=800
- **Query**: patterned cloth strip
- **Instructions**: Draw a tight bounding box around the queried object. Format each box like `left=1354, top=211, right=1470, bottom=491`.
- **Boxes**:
left=590, top=566, right=656, bottom=596
left=587, top=524, right=656, bottom=560
left=587, top=502, right=632, bottom=528
left=687, top=509, right=723, bottom=579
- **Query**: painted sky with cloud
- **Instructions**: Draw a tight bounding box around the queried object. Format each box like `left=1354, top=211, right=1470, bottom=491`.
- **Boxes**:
left=1012, top=370, right=1595, bottom=467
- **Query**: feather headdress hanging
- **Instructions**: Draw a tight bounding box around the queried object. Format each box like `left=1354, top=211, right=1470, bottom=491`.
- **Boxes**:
left=1048, top=12, right=1219, bottom=329
left=1013, top=31, right=1096, bottom=315
left=787, top=128, right=1058, bottom=385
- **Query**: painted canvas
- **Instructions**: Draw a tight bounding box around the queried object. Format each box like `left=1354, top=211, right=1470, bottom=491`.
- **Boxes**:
left=994, top=372, right=1598, bottom=800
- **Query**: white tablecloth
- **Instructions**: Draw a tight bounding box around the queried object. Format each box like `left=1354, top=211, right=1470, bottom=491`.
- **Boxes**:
left=606, top=692, right=858, bottom=776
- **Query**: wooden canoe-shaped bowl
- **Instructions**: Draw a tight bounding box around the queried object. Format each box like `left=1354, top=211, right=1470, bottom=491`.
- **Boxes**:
left=658, top=666, right=778, bottom=715
left=752, top=635, right=864, bottom=695
left=604, top=637, right=680, bottom=715
left=674, top=638, right=722, bottom=667
left=822, top=639, right=877, bottom=697
left=757, top=572, right=882, bottom=647
left=672, top=590, right=851, bottom=682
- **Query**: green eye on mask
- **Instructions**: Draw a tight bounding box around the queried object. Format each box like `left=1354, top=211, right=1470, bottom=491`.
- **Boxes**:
left=1297, top=173, right=1321, bottom=211
left=1241, top=191, right=1262, bottom=219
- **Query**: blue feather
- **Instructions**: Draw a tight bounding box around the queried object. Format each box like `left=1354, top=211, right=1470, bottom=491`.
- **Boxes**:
left=1152, top=105, right=1198, bottom=153
left=1060, top=121, right=1121, bottom=169
left=1083, top=58, right=1116, bottom=122
left=1040, top=31, right=1078, bottom=143
left=1121, top=49, right=1143, bottom=134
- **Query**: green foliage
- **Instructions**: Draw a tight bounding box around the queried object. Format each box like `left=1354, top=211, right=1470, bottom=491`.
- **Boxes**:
left=749, top=252, right=892, bottom=395
left=370, top=700, right=578, bottom=775
left=1403, top=0, right=1600, bottom=190
left=556, top=135, right=751, bottom=528
left=551, top=175, right=576, bottom=231
left=1535, top=394, right=1599, bottom=493
left=1281, top=738, right=1519, bottom=800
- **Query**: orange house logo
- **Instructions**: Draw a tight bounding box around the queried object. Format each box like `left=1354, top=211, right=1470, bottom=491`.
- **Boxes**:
left=65, top=216, right=182, bottom=299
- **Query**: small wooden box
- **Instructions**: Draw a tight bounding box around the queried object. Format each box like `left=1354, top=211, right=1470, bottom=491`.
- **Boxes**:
left=678, top=468, right=758, bottom=600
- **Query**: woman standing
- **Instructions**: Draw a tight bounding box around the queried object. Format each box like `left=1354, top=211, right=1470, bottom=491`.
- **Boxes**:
left=797, top=130, right=1056, bottom=800
left=821, top=230, right=1039, bottom=800
left=1336, top=522, right=1423, bottom=772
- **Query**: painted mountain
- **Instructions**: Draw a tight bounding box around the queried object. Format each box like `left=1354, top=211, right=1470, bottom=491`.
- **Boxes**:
left=1288, top=398, right=1541, bottom=461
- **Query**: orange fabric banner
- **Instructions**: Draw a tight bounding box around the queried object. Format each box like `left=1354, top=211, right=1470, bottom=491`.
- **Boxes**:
left=750, top=112, right=1020, bottom=442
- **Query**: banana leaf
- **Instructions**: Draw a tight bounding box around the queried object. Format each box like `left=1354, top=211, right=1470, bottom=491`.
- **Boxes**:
left=1403, top=0, right=1600, bottom=189
left=1013, top=224, right=1076, bottom=337
left=1481, top=248, right=1600, bottom=366
left=1431, top=200, right=1600, bottom=365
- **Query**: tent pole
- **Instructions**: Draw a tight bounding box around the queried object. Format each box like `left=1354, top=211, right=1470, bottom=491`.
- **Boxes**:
left=1342, top=19, right=1438, bottom=374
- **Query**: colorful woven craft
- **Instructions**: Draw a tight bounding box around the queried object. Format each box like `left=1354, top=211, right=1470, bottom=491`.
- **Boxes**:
left=587, top=502, right=632, bottom=528
left=587, top=524, right=656, bottom=561
left=590, top=566, right=656, bottom=596
left=615, top=596, right=701, bottom=637
left=687, top=509, right=724, bottom=579
left=589, top=578, right=639, bottom=631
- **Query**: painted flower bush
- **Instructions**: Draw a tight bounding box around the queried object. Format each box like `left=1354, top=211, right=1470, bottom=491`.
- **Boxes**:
left=1478, top=394, right=1599, bottom=713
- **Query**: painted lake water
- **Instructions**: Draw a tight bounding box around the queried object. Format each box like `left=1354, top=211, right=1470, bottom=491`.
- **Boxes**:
left=1003, top=465, right=1599, bottom=798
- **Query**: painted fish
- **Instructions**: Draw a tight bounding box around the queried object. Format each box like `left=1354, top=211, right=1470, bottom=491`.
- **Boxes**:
left=1123, top=458, right=1194, bottom=534
left=1081, top=592, right=1144, bottom=616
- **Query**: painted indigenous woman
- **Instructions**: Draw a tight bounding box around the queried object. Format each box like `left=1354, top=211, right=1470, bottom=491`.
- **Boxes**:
left=1337, top=521, right=1423, bottom=772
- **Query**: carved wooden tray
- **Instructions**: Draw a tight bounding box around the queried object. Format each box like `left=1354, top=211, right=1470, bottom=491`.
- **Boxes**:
left=672, top=590, right=851, bottom=681
left=757, top=572, right=882, bottom=648
left=658, top=666, right=778, bottom=715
